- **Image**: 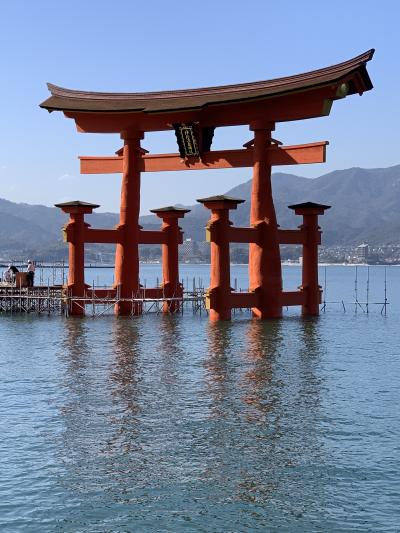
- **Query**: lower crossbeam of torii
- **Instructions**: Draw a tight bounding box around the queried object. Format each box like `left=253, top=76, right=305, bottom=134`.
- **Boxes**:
left=41, top=49, right=374, bottom=319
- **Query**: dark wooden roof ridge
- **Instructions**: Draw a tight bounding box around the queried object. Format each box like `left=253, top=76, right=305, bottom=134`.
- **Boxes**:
left=197, top=195, right=245, bottom=204
left=40, top=49, right=374, bottom=113
left=150, top=206, right=191, bottom=213
left=46, top=50, right=374, bottom=100
left=288, top=201, right=331, bottom=210
left=54, top=200, right=100, bottom=208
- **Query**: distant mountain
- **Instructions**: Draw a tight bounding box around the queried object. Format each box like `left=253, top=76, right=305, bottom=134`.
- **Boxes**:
left=1, top=164, right=399, bottom=259
left=141, top=165, right=400, bottom=245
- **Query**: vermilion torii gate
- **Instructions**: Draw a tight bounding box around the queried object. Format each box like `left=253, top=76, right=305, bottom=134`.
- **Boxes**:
left=41, top=49, right=374, bottom=318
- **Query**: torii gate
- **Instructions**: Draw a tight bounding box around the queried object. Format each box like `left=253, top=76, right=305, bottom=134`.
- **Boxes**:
left=41, top=49, right=374, bottom=318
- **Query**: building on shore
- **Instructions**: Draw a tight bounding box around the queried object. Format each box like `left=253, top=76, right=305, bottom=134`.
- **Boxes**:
left=355, top=243, right=369, bottom=263
left=180, top=239, right=209, bottom=263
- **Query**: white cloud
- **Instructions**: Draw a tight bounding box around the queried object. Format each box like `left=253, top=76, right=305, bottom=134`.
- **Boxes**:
left=58, top=173, right=76, bottom=181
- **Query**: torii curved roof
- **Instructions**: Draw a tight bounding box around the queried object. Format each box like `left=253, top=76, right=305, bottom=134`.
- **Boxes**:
left=40, top=50, right=374, bottom=114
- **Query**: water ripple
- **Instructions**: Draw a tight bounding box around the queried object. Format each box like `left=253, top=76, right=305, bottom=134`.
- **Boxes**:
left=0, top=309, right=399, bottom=532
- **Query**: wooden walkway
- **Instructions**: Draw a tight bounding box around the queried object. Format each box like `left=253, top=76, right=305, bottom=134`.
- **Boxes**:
left=0, top=284, right=208, bottom=316
left=0, top=285, right=65, bottom=314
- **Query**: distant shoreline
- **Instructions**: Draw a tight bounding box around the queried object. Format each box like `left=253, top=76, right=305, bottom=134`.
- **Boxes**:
left=1, top=262, right=398, bottom=269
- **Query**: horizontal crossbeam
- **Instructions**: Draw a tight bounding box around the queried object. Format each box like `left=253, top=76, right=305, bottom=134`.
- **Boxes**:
left=228, top=290, right=306, bottom=308
left=85, top=228, right=119, bottom=243
left=76, top=227, right=168, bottom=245
left=278, top=229, right=306, bottom=245
left=79, top=142, right=328, bottom=174
left=139, top=229, right=167, bottom=245
left=281, top=291, right=305, bottom=306
left=229, top=227, right=258, bottom=243
left=230, top=292, right=258, bottom=308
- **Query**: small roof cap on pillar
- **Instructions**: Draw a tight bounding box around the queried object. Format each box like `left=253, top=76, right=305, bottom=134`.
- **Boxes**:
left=197, top=195, right=245, bottom=206
left=54, top=200, right=100, bottom=214
left=54, top=200, right=100, bottom=208
left=288, top=201, right=331, bottom=214
left=150, top=205, right=191, bottom=215
left=288, top=201, right=331, bottom=210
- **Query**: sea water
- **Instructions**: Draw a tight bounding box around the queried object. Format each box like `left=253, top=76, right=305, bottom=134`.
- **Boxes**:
left=0, top=265, right=399, bottom=532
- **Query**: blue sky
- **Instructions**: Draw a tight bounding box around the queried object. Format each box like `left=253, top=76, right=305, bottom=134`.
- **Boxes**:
left=0, top=0, right=398, bottom=213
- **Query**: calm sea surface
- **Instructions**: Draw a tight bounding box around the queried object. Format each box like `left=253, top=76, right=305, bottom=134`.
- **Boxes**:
left=0, top=265, right=399, bottom=532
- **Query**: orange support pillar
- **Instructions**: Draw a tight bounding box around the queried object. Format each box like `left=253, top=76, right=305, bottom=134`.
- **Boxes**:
left=249, top=124, right=282, bottom=318
left=198, top=195, right=244, bottom=321
left=288, top=202, right=331, bottom=316
left=114, top=131, right=143, bottom=316
left=55, top=201, right=99, bottom=316
left=150, top=206, right=190, bottom=313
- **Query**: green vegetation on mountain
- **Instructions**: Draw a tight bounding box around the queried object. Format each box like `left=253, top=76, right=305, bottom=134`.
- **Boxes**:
left=1, top=164, right=399, bottom=259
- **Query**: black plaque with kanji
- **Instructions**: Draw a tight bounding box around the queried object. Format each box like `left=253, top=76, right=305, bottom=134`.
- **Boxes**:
left=173, top=123, right=200, bottom=157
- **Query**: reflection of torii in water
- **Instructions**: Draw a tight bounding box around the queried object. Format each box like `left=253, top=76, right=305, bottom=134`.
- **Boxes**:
left=42, top=50, right=374, bottom=318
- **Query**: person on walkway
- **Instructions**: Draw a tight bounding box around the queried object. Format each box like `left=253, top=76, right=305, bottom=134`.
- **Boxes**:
left=3, top=267, right=13, bottom=283
left=7, top=264, right=19, bottom=283
left=26, top=260, right=35, bottom=287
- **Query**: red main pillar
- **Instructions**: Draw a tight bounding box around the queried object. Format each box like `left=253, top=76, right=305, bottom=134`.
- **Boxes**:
left=150, top=206, right=190, bottom=313
left=198, top=195, right=244, bottom=321
left=249, top=123, right=282, bottom=318
left=55, top=201, right=99, bottom=316
left=288, top=202, right=331, bottom=316
left=114, top=131, right=143, bottom=316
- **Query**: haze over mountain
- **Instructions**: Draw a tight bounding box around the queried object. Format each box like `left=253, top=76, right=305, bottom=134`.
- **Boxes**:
left=1, top=164, right=399, bottom=259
